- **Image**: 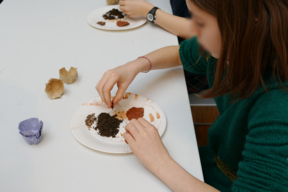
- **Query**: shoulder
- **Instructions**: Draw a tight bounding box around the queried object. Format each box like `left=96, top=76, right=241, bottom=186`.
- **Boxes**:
left=179, top=37, right=209, bottom=74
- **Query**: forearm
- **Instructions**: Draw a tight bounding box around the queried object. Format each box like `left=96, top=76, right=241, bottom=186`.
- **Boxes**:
left=154, top=9, right=195, bottom=39
left=154, top=158, right=220, bottom=192
left=121, top=1, right=194, bottom=39
left=131, top=46, right=182, bottom=73
left=139, top=2, right=194, bottom=39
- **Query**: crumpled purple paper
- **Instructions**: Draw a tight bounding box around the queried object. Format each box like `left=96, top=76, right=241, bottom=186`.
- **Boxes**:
left=18, top=118, right=43, bottom=145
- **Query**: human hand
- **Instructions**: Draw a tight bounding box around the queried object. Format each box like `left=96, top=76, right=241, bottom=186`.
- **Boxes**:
left=119, top=0, right=154, bottom=18
left=96, top=58, right=150, bottom=108
left=96, top=63, right=136, bottom=108
left=123, top=118, right=171, bottom=173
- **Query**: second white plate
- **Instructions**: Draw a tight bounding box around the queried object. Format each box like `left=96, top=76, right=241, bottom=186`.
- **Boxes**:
left=87, top=5, right=147, bottom=31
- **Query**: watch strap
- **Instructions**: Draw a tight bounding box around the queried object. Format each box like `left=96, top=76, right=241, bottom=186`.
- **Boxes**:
left=147, top=7, right=159, bottom=23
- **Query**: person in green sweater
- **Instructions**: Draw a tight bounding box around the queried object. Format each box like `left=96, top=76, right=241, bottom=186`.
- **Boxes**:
left=96, top=0, right=288, bottom=191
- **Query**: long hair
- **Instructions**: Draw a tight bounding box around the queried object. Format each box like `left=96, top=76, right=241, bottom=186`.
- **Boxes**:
left=191, top=0, right=288, bottom=100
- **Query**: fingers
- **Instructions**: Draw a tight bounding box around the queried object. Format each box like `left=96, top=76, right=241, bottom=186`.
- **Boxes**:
left=138, top=118, right=153, bottom=128
left=123, top=132, right=135, bottom=145
left=119, top=5, right=124, bottom=11
left=129, top=119, right=144, bottom=133
left=113, top=85, right=127, bottom=106
left=125, top=122, right=140, bottom=140
left=102, top=73, right=119, bottom=108
left=138, top=118, right=158, bottom=134
left=96, top=73, right=110, bottom=105
left=119, top=0, right=126, bottom=6
left=96, top=70, right=120, bottom=108
left=119, top=0, right=126, bottom=12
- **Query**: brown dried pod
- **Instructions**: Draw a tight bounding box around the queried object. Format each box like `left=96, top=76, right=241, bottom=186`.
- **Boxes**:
left=45, top=78, right=64, bottom=99
left=106, top=0, right=118, bottom=5
left=59, top=67, right=78, bottom=84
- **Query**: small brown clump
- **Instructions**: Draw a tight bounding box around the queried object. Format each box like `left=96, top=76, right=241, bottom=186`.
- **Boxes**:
left=85, top=113, right=97, bottom=129
left=95, top=113, right=123, bottom=137
left=97, top=21, right=106, bottom=26
left=117, top=21, right=130, bottom=27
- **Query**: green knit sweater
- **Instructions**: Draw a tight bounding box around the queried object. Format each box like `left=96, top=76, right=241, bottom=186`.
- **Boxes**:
left=179, top=37, right=288, bottom=192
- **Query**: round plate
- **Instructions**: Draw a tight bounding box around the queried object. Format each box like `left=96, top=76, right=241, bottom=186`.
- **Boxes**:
left=87, top=5, right=147, bottom=31
left=70, top=93, right=167, bottom=153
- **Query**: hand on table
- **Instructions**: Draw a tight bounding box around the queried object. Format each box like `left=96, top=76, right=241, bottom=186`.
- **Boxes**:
left=119, top=0, right=154, bottom=18
left=123, top=118, right=172, bottom=173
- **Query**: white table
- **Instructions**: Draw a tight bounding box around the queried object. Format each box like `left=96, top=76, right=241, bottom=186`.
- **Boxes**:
left=0, top=0, right=203, bottom=191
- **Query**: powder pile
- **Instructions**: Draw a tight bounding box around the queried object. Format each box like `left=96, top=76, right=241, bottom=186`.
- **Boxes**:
left=103, top=8, right=125, bottom=20
left=95, top=113, right=123, bottom=137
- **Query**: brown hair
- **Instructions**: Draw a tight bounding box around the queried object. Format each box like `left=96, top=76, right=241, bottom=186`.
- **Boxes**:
left=191, top=0, right=288, bottom=100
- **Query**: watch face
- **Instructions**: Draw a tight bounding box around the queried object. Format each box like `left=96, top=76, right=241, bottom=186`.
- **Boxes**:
left=147, top=13, right=153, bottom=21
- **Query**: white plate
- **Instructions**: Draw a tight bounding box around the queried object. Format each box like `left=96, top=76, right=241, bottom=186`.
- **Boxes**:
left=70, top=93, right=167, bottom=153
left=87, top=5, right=147, bottom=31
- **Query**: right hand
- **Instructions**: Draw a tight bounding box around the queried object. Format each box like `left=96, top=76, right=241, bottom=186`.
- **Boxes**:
left=119, top=0, right=154, bottom=18
left=95, top=60, right=148, bottom=108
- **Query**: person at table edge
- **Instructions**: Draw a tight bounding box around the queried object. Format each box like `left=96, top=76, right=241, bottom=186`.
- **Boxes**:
left=96, top=0, right=288, bottom=191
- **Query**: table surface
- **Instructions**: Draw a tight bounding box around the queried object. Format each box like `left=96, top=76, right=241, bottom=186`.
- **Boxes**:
left=0, top=0, right=203, bottom=191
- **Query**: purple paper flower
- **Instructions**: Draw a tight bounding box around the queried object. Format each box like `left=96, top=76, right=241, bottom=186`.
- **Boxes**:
left=18, top=118, right=43, bottom=145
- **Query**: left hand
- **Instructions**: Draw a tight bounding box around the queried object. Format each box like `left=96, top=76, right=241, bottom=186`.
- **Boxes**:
left=119, top=0, right=154, bottom=18
left=123, top=118, right=171, bottom=173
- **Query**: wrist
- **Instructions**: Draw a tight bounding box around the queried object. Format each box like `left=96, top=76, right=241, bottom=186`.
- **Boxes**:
left=129, top=58, right=151, bottom=73
left=142, top=2, right=154, bottom=17
left=125, top=59, right=148, bottom=75
left=151, top=155, right=175, bottom=176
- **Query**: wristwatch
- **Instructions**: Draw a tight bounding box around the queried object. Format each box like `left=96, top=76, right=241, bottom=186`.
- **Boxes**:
left=147, top=7, right=159, bottom=23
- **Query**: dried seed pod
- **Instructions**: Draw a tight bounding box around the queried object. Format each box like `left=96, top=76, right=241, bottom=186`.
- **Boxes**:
left=106, top=0, right=118, bottom=5
left=59, top=67, right=78, bottom=84
left=45, top=78, right=64, bottom=99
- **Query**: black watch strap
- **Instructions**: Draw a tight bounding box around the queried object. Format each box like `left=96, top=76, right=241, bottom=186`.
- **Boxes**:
left=147, top=7, right=159, bottom=23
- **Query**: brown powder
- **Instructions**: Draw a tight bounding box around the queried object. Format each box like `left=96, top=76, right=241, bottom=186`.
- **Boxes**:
left=126, top=107, right=144, bottom=120
left=95, top=113, right=123, bottom=138
left=149, top=113, right=154, bottom=122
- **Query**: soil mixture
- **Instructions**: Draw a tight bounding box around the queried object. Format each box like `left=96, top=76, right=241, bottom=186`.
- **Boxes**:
left=95, top=113, right=123, bottom=137
left=103, top=8, right=125, bottom=20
